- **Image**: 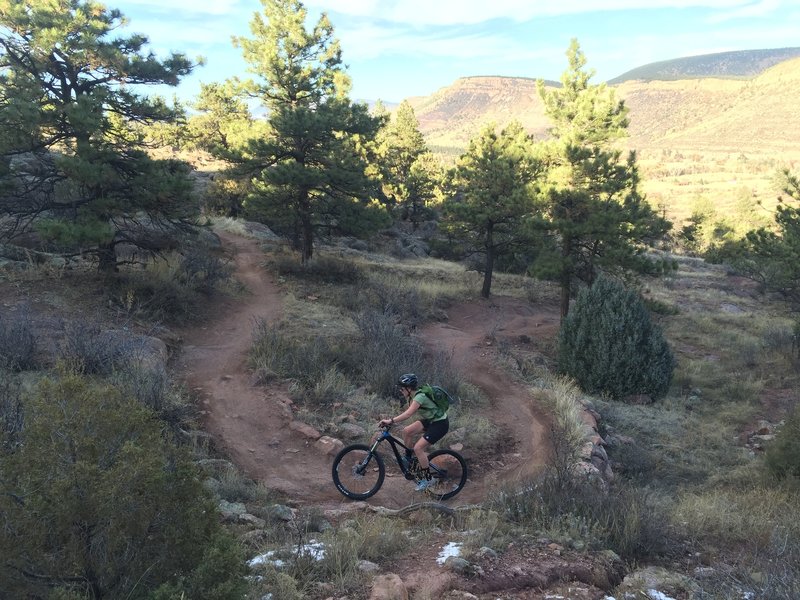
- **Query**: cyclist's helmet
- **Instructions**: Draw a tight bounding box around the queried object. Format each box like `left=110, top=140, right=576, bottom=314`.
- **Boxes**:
left=397, top=373, right=418, bottom=389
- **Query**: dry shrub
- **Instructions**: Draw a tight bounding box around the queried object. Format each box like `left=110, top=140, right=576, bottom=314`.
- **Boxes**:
left=215, top=469, right=273, bottom=505
left=58, top=324, right=128, bottom=375
left=0, top=370, right=23, bottom=449
left=0, top=310, right=36, bottom=371
left=271, top=251, right=363, bottom=285
left=765, top=402, right=800, bottom=479
left=462, top=508, right=505, bottom=552
left=352, top=309, right=423, bottom=396
left=673, top=485, right=800, bottom=599
left=250, top=318, right=343, bottom=386
left=451, top=411, right=498, bottom=456
left=493, top=475, right=671, bottom=561
left=302, top=367, right=352, bottom=408
left=110, top=249, right=231, bottom=324
left=532, top=375, right=588, bottom=482
left=178, top=247, right=233, bottom=294
left=326, top=515, right=409, bottom=566
left=349, top=278, right=427, bottom=325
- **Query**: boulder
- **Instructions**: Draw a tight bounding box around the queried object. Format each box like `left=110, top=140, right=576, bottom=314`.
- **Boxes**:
left=369, top=573, right=408, bottom=600
left=315, top=435, right=345, bottom=456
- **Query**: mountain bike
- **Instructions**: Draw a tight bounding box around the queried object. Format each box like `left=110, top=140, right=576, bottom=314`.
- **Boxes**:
left=331, top=425, right=467, bottom=501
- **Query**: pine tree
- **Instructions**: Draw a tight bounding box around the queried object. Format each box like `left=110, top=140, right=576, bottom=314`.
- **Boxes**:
left=533, top=40, right=672, bottom=317
left=376, top=100, right=441, bottom=227
left=186, top=80, right=270, bottom=217
left=558, top=275, right=675, bottom=400
left=735, top=169, right=800, bottom=308
left=234, top=0, right=388, bottom=263
left=0, top=0, right=198, bottom=272
left=444, top=121, right=542, bottom=298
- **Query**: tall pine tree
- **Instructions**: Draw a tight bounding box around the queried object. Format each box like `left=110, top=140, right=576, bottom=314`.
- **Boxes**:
left=376, top=100, right=441, bottom=227
left=0, top=0, right=198, bottom=271
left=444, top=121, right=542, bottom=298
left=533, top=40, right=671, bottom=317
left=235, top=0, right=387, bottom=263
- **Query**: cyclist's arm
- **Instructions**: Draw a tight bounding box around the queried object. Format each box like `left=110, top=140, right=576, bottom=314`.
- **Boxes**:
left=381, top=400, right=421, bottom=426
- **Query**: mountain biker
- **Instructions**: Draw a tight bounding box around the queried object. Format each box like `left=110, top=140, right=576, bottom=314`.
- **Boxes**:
left=379, top=373, right=450, bottom=491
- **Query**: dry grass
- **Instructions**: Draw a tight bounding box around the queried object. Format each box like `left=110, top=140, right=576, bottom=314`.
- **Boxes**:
left=530, top=374, right=590, bottom=479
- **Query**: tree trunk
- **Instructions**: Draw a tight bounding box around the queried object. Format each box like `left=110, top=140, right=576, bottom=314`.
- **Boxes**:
left=481, top=222, right=494, bottom=298
left=299, top=191, right=314, bottom=265
left=560, top=235, right=572, bottom=319
left=97, top=241, right=117, bottom=274
left=300, top=214, right=314, bottom=265
left=560, top=278, right=571, bottom=320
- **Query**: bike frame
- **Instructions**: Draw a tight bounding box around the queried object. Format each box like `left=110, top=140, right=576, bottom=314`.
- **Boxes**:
left=369, top=428, right=413, bottom=475
left=369, top=427, right=447, bottom=480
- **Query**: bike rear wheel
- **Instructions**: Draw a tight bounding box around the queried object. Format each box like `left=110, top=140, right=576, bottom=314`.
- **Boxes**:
left=332, top=444, right=385, bottom=500
left=426, top=449, right=467, bottom=500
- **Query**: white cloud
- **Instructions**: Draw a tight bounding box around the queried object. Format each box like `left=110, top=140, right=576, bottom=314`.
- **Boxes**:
left=305, top=0, right=781, bottom=26
left=135, top=20, right=231, bottom=46
left=336, top=22, right=563, bottom=72
left=707, top=0, right=783, bottom=22
left=121, top=0, right=243, bottom=16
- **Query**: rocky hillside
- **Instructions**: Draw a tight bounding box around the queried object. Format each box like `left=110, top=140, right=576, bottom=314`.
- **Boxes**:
left=408, top=56, right=800, bottom=222
left=409, top=57, right=800, bottom=152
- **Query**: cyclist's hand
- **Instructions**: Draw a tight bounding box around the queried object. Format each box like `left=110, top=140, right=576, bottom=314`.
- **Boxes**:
left=379, top=419, right=392, bottom=428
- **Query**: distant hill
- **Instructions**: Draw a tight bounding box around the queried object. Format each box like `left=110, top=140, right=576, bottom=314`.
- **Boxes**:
left=608, top=47, right=800, bottom=84
left=404, top=50, right=800, bottom=224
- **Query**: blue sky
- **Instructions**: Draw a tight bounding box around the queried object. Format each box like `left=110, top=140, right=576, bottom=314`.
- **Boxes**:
left=113, top=0, right=799, bottom=103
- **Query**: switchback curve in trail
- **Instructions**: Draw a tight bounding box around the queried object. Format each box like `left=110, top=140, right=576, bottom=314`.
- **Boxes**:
left=175, top=231, right=558, bottom=509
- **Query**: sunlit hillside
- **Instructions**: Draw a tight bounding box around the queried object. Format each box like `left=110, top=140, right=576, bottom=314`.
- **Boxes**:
left=408, top=57, right=800, bottom=226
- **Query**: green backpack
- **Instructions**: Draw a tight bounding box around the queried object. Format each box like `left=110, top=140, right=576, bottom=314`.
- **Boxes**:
left=418, top=383, right=454, bottom=419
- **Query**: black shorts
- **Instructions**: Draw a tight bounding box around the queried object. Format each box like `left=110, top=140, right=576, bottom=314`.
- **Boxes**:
left=421, top=418, right=449, bottom=445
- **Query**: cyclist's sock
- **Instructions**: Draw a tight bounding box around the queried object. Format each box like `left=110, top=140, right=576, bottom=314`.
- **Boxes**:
left=419, top=467, right=432, bottom=480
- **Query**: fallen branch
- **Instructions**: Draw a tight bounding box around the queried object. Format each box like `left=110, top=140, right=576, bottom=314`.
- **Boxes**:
left=368, top=502, right=481, bottom=518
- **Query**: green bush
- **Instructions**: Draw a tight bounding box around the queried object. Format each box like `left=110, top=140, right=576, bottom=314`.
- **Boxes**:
left=558, top=276, right=675, bottom=400
left=0, top=371, right=246, bottom=598
left=765, top=403, right=800, bottom=479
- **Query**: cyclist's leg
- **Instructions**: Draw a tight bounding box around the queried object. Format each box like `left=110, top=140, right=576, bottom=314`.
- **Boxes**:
left=413, top=436, right=431, bottom=469
left=417, top=418, right=448, bottom=469
left=402, top=420, right=424, bottom=456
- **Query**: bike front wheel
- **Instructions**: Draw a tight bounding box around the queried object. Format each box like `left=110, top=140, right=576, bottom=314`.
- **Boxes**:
left=332, top=443, right=385, bottom=500
left=426, top=449, right=468, bottom=500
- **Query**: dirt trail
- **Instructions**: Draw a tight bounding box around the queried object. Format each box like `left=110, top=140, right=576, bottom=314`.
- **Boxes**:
left=175, top=231, right=558, bottom=509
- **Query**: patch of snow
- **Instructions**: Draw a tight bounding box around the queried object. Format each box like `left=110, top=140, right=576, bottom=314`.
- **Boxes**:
left=248, top=540, right=326, bottom=568
left=648, top=590, right=676, bottom=600
left=436, top=541, right=462, bottom=565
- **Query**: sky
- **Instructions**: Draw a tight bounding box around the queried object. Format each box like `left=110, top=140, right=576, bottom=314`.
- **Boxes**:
left=112, top=0, right=800, bottom=104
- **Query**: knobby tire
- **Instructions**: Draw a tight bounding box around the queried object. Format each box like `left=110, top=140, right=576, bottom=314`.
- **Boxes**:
left=426, top=448, right=468, bottom=500
left=332, top=444, right=385, bottom=500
